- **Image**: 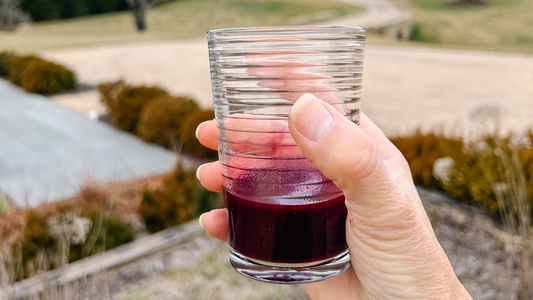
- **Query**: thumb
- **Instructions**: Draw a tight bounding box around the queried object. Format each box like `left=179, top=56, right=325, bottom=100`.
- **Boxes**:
left=288, top=94, right=428, bottom=255
left=288, top=93, right=405, bottom=211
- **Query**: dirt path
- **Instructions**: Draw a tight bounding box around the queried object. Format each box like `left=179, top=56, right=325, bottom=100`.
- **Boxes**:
left=41, top=0, right=533, bottom=137
left=42, top=41, right=533, bottom=136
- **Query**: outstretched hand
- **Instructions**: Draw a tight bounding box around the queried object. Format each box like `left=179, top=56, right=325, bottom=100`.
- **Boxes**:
left=196, top=94, right=472, bottom=300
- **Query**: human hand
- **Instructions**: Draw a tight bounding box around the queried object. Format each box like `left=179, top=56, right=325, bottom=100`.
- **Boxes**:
left=196, top=94, right=472, bottom=300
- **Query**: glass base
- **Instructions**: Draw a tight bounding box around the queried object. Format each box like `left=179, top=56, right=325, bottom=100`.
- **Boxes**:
left=229, top=247, right=351, bottom=284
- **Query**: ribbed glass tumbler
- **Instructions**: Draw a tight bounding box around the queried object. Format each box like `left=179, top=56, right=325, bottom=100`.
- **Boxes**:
left=207, top=25, right=365, bottom=284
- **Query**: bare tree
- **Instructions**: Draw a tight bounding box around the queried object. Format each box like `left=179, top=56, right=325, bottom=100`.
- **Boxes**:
left=125, top=0, right=167, bottom=32
left=0, top=0, right=30, bottom=29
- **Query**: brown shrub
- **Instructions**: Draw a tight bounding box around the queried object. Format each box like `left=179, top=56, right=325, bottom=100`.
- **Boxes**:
left=137, top=96, right=199, bottom=148
left=20, top=59, right=76, bottom=94
left=138, top=163, right=221, bottom=233
left=108, top=85, right=167, bottom=133
left=392, top=130, right=533, bottom=216
left=0, top=51, right=14, bottom=77
left=97, top=80, right=126, bottom=107
left=8, top=55, right=45, bottom=86
left=1, top=178, right=156, bottom=281
left=390, top=131, right=464, bottom=188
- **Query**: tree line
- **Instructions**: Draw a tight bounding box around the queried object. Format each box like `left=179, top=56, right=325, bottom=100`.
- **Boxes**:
left=0, top=0, right=165, bottom=31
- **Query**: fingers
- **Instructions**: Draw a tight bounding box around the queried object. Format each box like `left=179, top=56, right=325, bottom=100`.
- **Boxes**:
left=247, top=66, right=329, bottom=79
left=199, top=209, right=228, bottom=242
left=218, top=116, right=301, bottom=157
left=196, top=120, right=218, bottom=150
left=197, top=161, right=223, bottom=193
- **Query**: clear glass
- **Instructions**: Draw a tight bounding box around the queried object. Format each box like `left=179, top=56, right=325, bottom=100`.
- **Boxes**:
left=207, top=25, right=365, bottom=284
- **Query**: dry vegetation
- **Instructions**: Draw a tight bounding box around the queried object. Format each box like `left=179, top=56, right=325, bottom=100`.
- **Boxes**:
left=120, top=240, right=309, bottom=300
left=0, top=0, right=362, bottom=52
left=393, top=0, right=533, bottom=52
left=0, top=175, right=166, bottom=287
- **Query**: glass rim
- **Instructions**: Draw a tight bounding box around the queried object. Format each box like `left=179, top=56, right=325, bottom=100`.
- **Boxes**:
left=207, top=25, right=365, bottom=35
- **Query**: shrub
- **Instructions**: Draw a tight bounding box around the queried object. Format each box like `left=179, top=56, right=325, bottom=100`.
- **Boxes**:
left=19, top=205, right=73, bottom=277
left=137, top=96, right=200, bottom=148
left=138, top=163, right=221, bottom=233
left=4, top=53, right=77, bottom=95
left=408, top=23, right=440, bottom=44
left=20, top=209, right=55, bottom=264
left=8, top=55, right=45, bottom=86
left=180, top=109, right=218, bottom=159
left=390, top=131, right=464, bottom=188
left=108, top=85, right=167, bottom=133
left=0, top=51, right=14, bottom=77
left=98, top=80, right=126, bottom=107
left=19, top=59, right=76, bottom=94
left=445, top=147, right=499, bottom=212
left=391, top=130, right=533, bottom=216
left=15, top=186, right=136, bottom=279
left=98, top=82, right=213, bottom=159
left=69, top=212, right=135, bottom=262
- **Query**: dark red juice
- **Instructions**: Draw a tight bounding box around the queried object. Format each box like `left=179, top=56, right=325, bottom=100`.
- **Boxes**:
left=225, top=188, right=348, bottom=264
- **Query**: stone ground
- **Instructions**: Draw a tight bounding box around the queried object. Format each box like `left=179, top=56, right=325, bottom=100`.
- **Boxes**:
left=42, top=189, right=528, bottom=300
left=0, top=79, right=176, bottom=207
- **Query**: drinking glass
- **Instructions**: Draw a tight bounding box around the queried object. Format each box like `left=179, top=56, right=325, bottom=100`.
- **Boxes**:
left=207, top=25, right=365, bottom=284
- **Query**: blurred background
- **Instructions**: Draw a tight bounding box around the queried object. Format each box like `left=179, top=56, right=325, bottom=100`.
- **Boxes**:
left=0, top=0, right=532, bottom=299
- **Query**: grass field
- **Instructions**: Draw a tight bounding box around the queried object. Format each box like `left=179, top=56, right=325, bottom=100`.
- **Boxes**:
left=0, top=0, right=362, bottom=53
left=394, top=0, right=533, bottom=52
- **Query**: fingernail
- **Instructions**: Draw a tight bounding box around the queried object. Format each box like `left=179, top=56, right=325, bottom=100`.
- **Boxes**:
left=195, top=121, right=209, bottom=140
left=199, top=213, right=207, bottom=229
left=290, top=94, right=334, bottom=142
left=196, top=162, right=211, bottom=181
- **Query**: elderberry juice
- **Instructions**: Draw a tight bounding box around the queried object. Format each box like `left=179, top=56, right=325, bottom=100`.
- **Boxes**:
left=224, top=166, right=348, bottom=265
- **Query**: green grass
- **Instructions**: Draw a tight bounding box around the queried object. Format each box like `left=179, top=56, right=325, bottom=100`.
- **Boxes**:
left=393, top=0, right=533, bottom=51
left=0, top=0, right=362, bottom=52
